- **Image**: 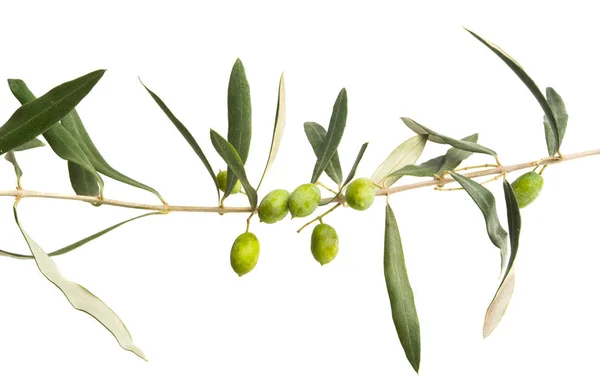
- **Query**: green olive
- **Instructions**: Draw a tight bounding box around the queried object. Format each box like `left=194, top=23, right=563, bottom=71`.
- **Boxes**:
left=511, top=171, right=544, bottom=209
left=217, top=170, right=242, bottom=194
left=258, top=189, right=290, bottom=224
left=345, top=177, right=376, bottom=211
left=230, top=232, right=260, bottom=276
left=289, top=183, right=321, bottom=218
left=311, top=223, right=339, bottom=265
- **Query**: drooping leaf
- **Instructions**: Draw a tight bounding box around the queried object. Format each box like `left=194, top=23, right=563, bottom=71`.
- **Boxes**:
left=140, top=80, right=219, bottom=202
left=210, top=129, right=258, bottom=210
left=388, top=155, right=446, bottom=179
left=322, top=142, right=369, bottom=205
left=465, top=28, right=560, bottom=156
left=12, top=201, right=146, bottom=360
left=436, top=133, right=479, bottom=175
left=384, top=203, right=421, bottom=373
left=543, top=87, right=568, bottom=155
left=311, top=88, right=348, bottom=184
left=226, top=58, right=252, bottom=198
left=370, top=135, right=427, bottom=187
left=0, top=70, right=105, bottom=155
left=13, top=138, right=45, bottom=151
left=257, top=73, right=286, bottom=191
left=483, top=178, right=522, bottom=337
left=8, top=79, right=104, bottom=196
left=304, top=122, right=343, bottom=185
left=4, top=151, right=23, bottom=186
left=448, top=172, right=508, bottom=277
left=401, top=117, right=497, bottom=158
left=0, top=212, right=162, bottom=260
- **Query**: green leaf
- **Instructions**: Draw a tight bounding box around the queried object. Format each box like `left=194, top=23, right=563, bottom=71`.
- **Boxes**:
left=4, top=151, right=23, bottom=185
left=0, top=212, right=162, bottom=260
left=436, top=133, right=479, bottom=175
left=12, top=201, right=146, bottom=360
left=401, top=117, right=497, bottom=158
left=226, top=58, right=252, bottom=198
left=384, top=203, right=421, bottom=373
left=140, top=80, right=219, bottom=202
left=465, top=28, right=560, bottom=156
left=0, top=70, right=105, bottom=155
left=322, top=142, right=369, bottom=205
left=388, top=155, right=446, bottom=179
left=311, top=88, right=348, bottom=184
left=370, top=135, right=427, bottom=187
left=543, top=87, right=568, bottom=155
left=257, top=73, right=286, bottom=191
left=483, top=178, right=522, bottom=337
left=8, top=79, right=104, bottom=196
left=12, top=137, right=45, bottom=151
left=304, top=122, right=343, bottom=185
left=448, top=172, right=508, bottom=277
left=210, top=129, right=258, bottom=210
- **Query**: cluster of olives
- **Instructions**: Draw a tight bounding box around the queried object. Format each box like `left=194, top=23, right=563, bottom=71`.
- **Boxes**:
left=511, top=171, right=544, bottom=209
left=223, top=172, right=377, bottom=276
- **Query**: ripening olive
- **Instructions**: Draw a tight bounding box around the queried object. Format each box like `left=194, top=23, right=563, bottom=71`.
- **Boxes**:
left=311, top=223, right=339, bottom=265
left=217, top=170, right=242, bottom=194
left=345, top=177, right=376, bottom=211
left=258, top=189, right=290, bottom=224
left=230, top=232, right=260, bottom=276
left=511, top=171, right=544, bottom=209
left=289, top=183, right=321, bottom=218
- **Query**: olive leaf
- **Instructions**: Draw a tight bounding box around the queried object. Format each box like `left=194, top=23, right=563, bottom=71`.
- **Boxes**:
left=13, top=138, right=45, bottom=151
left=401, top=117, right=497, bottom=158
left=12, top=201, right=146, bottom=360
left=543, top=87, right=568, bottom=155
left=209, top=129, right=258, bottom=210
left=304, top=122, right=343, bottom=185
left=465, top=28, right=560, bottom=156
left=8, top=79, right=104, bottom=196
left=384, top=203, right=421, bottom=373
left=0, top=212, right=162, bottom=260
left=140, top=80, right=219, bottom=202
left=0, top=70, right=105, bottom=155
left=387, top=155, right=446, bottom=179
left=436, top=133, right=479, bottom=175
left=370, top=135, right=427, bottom=187
left=448, top=172, right=509, bottom=278
left=311, top=88, right=348, bottom=184
left=257, top=73, right=286, bottom=191
left=321, top=142, right=369, bottom=205
left=226, top=58, right=252, bottom=198
left=483, top=178, right=522, bottom=337
left=4, top=151, right=23, bottom=185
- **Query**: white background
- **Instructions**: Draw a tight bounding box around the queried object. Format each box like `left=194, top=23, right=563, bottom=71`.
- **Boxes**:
left=1, top=1, right=599, bottom=375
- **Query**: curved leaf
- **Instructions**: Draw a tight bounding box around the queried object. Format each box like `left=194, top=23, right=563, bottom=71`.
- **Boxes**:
left=0, top=70, right=105, bottom=155
left=210, top=129, right=258, bottom=210
left=13, top=138, right=45, bottom=151
left=13, top=201, right=146, bottom=360
left=4, top=151, right=23, bottom=186
left=384, top=203, right=421, bottom=373
left=304, top=122, right=343, bottom=185
left=68, top=161, right=100, bottom=197
left=226, top=58, right=252, bottom=198
left=371, top=135, right=427, bottom=187
left=257, top=73, right=286, bottom=191
left=465, top=28, right=559, bottom=156
left=140, top=80, right=219, bottom=202
left=311, top=88, right=348, bottom=184
left=388, top=155, right=446, bottom=179
left=543, top=87, right=568, bottom=155
left=436, top=133, right=479, bottom=175
left=322, top=142, right=369, bottom=205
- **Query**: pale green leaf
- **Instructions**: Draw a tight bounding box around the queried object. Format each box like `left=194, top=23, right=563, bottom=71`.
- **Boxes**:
left=370, top=135, right=427, bottom=187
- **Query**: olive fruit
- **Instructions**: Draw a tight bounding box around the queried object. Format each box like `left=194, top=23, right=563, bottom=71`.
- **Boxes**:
left=217, top=170, right=242, bottom=194
left=345, top=177, right=376, bottom=211
left=289, top=183, right=321, bottom=218
left=230, top=232, right=260, bottom=276
left=258, top=189, right=290, bottom=224
left=511, top=171, right=544, bottom=209
left=311, top=223, right=339, bottom=265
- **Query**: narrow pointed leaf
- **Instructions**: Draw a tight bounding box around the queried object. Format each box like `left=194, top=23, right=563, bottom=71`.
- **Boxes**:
left=226, top=58, right=252, bottom=198
left=384, top=203, right=421, bottom=373
left=4, top=151, right=23, bottom=184
left=543, top=87, right=568, bottom=154
left=13, top=201, right=146, bottom=360
left=257, top=73, right=286, bottom=191
left=388, top=155, right=446, bottom=179
left=0, top=70, right=105, bottom=155
left=436, top=133, right=479, bottom=175
left=322, top=142, right=369, bottom=205
left=370, top=135, right=427, bottom=187
left=465, top=28, right=559, bottom=156
left=0, top=212, right=162, bottom=260
left=68, top=161, right=100, bottom=197
left=311, top=88, right=348, bottom=184
left=483, top=178, right=522, bottom=337
left=210, top=129, right=258, bottom=210
left=448, top=172, right=508, bottom=277
left=304, top=122, right=343, bottom=185
left=13, top=138, right=45, bottom=151
left=402, top=117, right=497, bottom=157
left=140, top=80, right=219, bottom=202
